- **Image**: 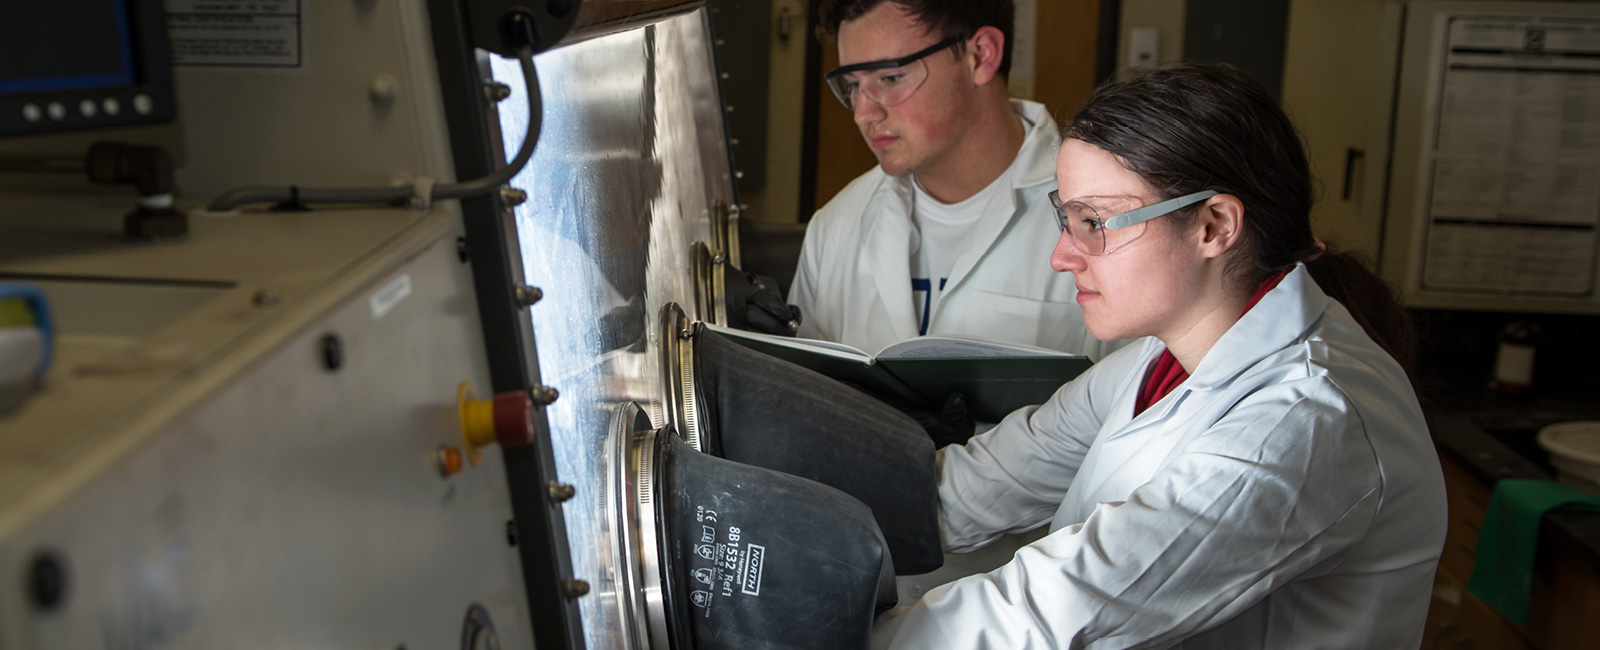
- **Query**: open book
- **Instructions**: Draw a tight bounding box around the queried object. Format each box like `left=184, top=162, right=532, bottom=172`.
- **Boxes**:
left=703, top=323, right=1092, bottom=422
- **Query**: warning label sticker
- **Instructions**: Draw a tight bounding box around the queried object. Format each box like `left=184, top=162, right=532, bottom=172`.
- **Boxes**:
left=688, top=505, right=767, bottom=618
left=165, top=0, right=302, bottom=68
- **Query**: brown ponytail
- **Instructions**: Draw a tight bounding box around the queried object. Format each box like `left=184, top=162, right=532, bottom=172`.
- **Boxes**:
left=1304, top=248, right=1415, bottom=376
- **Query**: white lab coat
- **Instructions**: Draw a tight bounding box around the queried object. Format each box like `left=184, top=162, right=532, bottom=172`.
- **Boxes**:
left=873, top=266, right=1448, bottom=649
left=789, top=100, right=1114, bottom=360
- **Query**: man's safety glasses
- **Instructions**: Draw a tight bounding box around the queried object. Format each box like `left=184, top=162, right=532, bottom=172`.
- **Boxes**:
left=823, top=35, right=965, bottom=111
left=1047, top=189, right=1219, bottom=255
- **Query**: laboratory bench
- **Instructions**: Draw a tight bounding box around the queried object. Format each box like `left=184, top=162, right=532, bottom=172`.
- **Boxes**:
left=1412, top=309, right=1600, bottom=650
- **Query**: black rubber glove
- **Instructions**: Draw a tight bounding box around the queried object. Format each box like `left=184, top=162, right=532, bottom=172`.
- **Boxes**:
left=910, top=392, right=976, bottom=449
left=723, top=266, right=802, bottom=336
left=844, top=383, right=977, bottom=449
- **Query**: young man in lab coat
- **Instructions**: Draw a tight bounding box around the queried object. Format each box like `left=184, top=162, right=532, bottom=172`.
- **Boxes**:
left=789, top=0, right=1113, bottom=360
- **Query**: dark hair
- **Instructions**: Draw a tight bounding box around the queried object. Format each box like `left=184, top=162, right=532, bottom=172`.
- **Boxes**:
left=1066, top=63, right=1415, bottom=373
left=816, top=0, right=1015, bottom=79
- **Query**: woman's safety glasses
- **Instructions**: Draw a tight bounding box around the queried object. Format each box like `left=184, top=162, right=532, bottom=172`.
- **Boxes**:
left=1048, top=189, right=1219, bottom=255
left=824, top=35, right=965, bottom=111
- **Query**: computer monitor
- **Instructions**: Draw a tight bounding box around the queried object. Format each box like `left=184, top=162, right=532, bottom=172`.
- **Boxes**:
left=0, top=0, right=176, bottom=137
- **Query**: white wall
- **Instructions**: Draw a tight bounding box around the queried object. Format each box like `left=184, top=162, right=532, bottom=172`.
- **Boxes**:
left=1118, top=0, right=1189, bottom=71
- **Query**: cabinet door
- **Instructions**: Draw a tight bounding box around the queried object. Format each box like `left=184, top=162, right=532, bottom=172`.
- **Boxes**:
left=1422, top=566, right=1465, bottom=650
left=1430, top=566, right=1536, bottom=650
left=1457, top=580, right=1536, bottom=649
left=1439, top=453, right=1491, bottom=581
left=1525, top=531, right=1600, bottom=649
left=1282, top=0, right=1392, bottom=254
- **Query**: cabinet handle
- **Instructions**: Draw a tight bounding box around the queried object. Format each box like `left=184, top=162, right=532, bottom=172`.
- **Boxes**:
left=1342, top=147, right=1365, bottom=200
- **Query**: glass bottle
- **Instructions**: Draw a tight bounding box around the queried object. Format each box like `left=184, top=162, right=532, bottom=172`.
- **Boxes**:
left=1491, top=320, right=1542, bottom=396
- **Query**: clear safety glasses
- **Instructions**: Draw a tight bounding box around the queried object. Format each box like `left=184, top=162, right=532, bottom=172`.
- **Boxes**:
left=823, top=35, right=965, bottom=111
left=1048, top=189, right=1219, bottom=255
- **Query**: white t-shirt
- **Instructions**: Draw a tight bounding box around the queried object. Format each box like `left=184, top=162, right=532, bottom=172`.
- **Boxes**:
left=909, top=129, right=1025, bottom=334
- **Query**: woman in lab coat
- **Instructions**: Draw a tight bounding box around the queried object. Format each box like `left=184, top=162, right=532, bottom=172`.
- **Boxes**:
left=872, top=63, right=1448, bottom=649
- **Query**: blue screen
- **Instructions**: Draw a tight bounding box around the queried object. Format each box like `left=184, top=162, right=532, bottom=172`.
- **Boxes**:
left=0, top=1, right=139, bottom=94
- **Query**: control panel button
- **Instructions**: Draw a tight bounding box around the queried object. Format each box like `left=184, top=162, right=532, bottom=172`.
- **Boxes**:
left=78, top=100, right=96, bottom=118
left=22, top=104, right=41, bottom=123
left=46, top=102, right=65, bottom=121
left=133, top=94, right=153, bottom=115
left=457, top=382, right=536, bottom=466
left=102, top=98, right=120, bottom=116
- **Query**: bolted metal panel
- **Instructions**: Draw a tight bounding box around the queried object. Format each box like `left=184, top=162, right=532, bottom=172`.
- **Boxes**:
left=427, top=0, right=587, bottom=647
left=484, top=8, right=737, bottom=649
left=706, top=0, right=773, bottom=191
left=0, top=215, right=535, bottom=650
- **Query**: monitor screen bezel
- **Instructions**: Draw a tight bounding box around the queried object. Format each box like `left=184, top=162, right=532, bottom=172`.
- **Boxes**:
left=0, top=0, right=177, bottom=138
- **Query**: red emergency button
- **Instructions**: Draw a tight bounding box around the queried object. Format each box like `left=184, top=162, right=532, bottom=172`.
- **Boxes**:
left=457, top=382, right=535, bottom=466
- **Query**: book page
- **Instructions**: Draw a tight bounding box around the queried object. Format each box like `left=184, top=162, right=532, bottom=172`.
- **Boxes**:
left=877, top=334, right=1075, bottom=359
left=701, top=322, right=873, bottom=363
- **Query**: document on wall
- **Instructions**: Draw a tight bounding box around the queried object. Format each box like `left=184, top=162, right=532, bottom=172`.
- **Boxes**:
left=1419, top=16, right=1600, bottom=296
left=702, top=323, right=1091, bottom=422
left=165, top=0, right=303, bottom=69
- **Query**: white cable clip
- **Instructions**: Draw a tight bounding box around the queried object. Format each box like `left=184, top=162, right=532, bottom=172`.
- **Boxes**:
left=410, top=175, right=436, bottom=211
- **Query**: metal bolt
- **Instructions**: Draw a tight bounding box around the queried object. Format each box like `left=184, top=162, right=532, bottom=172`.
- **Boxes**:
left=563, top=578, right=590, bottom=599
left=484, top=81, right=513, bottom=103
left=529, top=385, right=559, bottom=405
left=499, top=186, right=527, bottom=207
left=514, top=285, right=543, bottom=308
left=252, top=289, right=280, bottom=306
left=369, top=74, right=398, bottom=107
left=548, top=481, right=576, bottom=504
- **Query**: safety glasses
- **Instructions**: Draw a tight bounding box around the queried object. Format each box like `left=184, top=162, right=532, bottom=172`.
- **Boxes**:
left=1047, top=189, right=1219, bottom=255
left=823, top=35, right=965, bottom=111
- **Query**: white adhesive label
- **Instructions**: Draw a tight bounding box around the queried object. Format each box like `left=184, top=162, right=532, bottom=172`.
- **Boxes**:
left=369, top=275, right=412, bottom=320
left=688, top=505, right=766, bottom=617
left=166, top=0, right=303, bottom=68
